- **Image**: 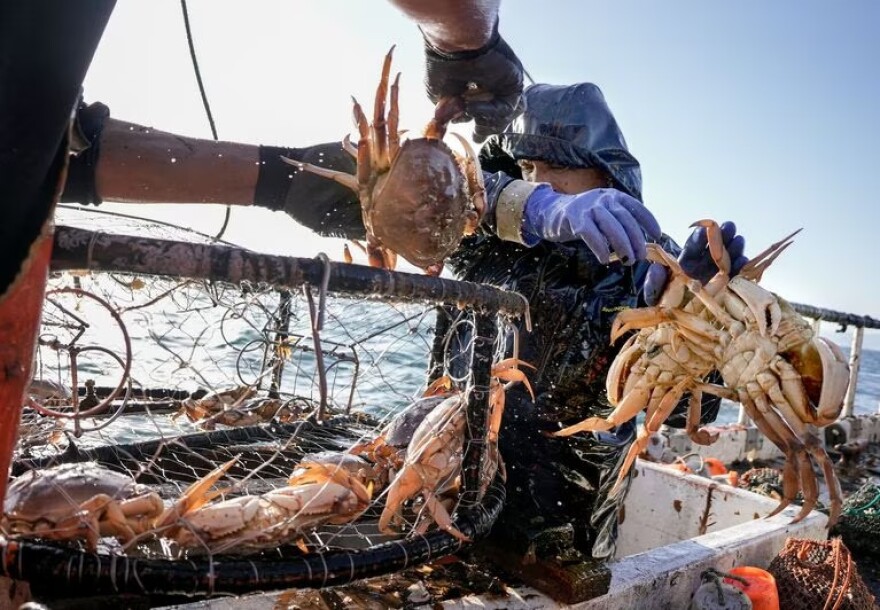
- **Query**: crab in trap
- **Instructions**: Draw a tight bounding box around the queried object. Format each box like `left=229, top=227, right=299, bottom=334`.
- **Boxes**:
left=376, top=358, right=534, bottom=542
left=553, top=221, right=850, bottom=526
left=282, top=46, right=485, bottom=275
left=2, top=462, right=165, bottom=552
left=153, top=452, right=376, bottom=553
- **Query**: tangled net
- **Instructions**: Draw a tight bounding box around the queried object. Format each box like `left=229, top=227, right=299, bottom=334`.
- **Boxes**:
left=2, top=208, right=530, bottom=601
left=834, top=482, right=880, bottom=557
left=767, top=537, right=875, bottom=610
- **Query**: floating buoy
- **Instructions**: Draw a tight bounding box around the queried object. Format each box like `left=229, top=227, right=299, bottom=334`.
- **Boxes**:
left=724, top=566, right=779, bottom=610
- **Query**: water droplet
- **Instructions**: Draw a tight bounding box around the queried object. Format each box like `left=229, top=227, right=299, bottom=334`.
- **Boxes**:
left=170, top=158, right=177, bottom=164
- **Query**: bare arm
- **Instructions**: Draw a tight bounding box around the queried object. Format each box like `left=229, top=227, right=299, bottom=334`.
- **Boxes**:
left=389, top=0, right=500, bottom=51
left=95, top=118, right=259, bottom=205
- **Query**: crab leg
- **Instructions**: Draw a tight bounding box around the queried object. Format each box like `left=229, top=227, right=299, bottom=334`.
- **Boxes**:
left=342, top=134, right=358, bottom=158
left=449, top=132, right=488, bottom=221
left=686, top=388, right=719, bottom=446
left=736, top=390, right=801, bottom=519
left=388, top=72, right=401, bottom=159
left=744, top=383, right=818, bottom=523
left=691, top=220, right=731, bottom=276
left=738, top=228, right=802, bottom=283
left=372, top=46, right=395, bottom=172
left=422, top=491, right=469, bottom=542
left=351, top=97, right=373, bottom=197
left=804, top=430, right=843, bottom=526
left=553, top=385, right=651, bottom=436
left=611, top=306, right=721, bottom=344
left=280, top=156, right=358, bottom=192
left=155, top=458, right=238, bottom=529
left=612, top=376, right=695, bottom=491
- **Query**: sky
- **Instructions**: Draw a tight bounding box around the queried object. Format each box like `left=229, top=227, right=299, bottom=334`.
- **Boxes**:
left=81, top=1, right=879, bottom=348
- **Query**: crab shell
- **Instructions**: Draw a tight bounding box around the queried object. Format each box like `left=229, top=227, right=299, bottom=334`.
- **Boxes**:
left=4, top=463, right=144, bottom=522
left=366, top=138, right=471, bottom=270
left=382, top=395, right=449, bottom=449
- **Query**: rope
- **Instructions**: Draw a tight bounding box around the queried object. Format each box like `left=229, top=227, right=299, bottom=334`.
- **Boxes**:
left=179, top=0, right=231, bottom=241
left=843, top=484, right=880, bottom=516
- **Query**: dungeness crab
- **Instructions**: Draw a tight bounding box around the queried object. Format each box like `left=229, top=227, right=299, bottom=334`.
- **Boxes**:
left=284, top=47, right=485, bottom=275
left=554, top=221, right=850, bottom=526
left=2, top=463, right=164, bottom=551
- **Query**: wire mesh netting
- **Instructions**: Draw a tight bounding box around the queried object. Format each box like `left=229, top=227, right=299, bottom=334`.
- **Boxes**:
left=1, top=208, right=530, bottom=600
left=767, top=537, right=875, bottom=610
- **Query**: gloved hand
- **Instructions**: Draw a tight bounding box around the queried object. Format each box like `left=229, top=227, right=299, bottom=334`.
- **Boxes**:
left=643, top=221, right=748, bottom=306
left=255, top=143, right=366, bottom=240
left=522, top=185, right=662, bottom=265
left=424, top=24, right=524, bottom=143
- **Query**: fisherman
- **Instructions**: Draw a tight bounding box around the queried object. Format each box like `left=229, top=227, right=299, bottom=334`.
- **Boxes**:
left=449, top=82, right=749, bottom=563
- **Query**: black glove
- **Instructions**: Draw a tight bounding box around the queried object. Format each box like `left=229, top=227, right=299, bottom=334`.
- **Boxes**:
left=254, top=144, right=365, bottom=240
left=423, top=22, right=524, bottom=142
left=60, top=100, right=111, bottom=206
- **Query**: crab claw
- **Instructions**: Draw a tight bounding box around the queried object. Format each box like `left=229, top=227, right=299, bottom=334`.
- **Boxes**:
left=155, top=457, right=238, bottom=529
left=690, top=219, right=731, bottom=276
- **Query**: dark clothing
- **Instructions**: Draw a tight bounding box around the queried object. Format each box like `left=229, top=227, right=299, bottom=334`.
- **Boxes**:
left=447, top=203, right=680, bottom=559
left=0, top=1, right=116, bottom=294
left=487, top=83, right=643, bottom=200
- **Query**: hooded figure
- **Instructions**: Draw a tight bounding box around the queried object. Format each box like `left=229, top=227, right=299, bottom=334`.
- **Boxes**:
left=494, top=82, right=642, bottom=200
left=446, top=83, right=719, bottom=560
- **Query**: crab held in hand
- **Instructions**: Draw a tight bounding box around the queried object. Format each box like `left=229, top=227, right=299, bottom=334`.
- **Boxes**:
left=554, top=221, right=850, bottom=526
left=283, top=46, right=485, bottom=276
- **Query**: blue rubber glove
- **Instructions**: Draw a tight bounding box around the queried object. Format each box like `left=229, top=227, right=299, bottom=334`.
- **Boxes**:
left=522, top=185, right=662, bottom=265
left=643, top=221, right=749, bottom=306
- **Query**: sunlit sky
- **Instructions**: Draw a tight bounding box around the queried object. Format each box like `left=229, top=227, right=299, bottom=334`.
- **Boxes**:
left=81, top=1, right=879, bottom=348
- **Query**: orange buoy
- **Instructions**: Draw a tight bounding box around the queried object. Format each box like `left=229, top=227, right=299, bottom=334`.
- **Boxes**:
left=724, top=566, right=779, bottom=610
left=704, top=457, right=728, bottom=477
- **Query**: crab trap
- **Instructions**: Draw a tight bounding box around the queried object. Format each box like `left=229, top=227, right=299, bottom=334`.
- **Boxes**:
left=1, top=209, right=530, bottom=603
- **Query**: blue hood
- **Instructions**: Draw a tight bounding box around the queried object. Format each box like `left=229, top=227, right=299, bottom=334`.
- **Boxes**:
left=486, top=83, right=642, bottom=200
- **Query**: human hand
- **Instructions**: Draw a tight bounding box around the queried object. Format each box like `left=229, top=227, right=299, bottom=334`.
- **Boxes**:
left=522, top=185, right=662, bottom=265
left=643, top=221, right=748, bottom=306
left=423, top=26, right=524, bottom=142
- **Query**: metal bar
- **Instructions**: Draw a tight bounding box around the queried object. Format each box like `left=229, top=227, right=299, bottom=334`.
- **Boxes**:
left=303, top=285, right=328, bottom=420
left=51, top=226, right=529, bottom=317
left=461, top=312, right=496, bottom=506
left=842, top=326, right=864, bottom=419
left=427, top=306, right=453, bottom=385
left=268, top=290, right=292, bottom=397
left=792, top=302, right=880, bottom=330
